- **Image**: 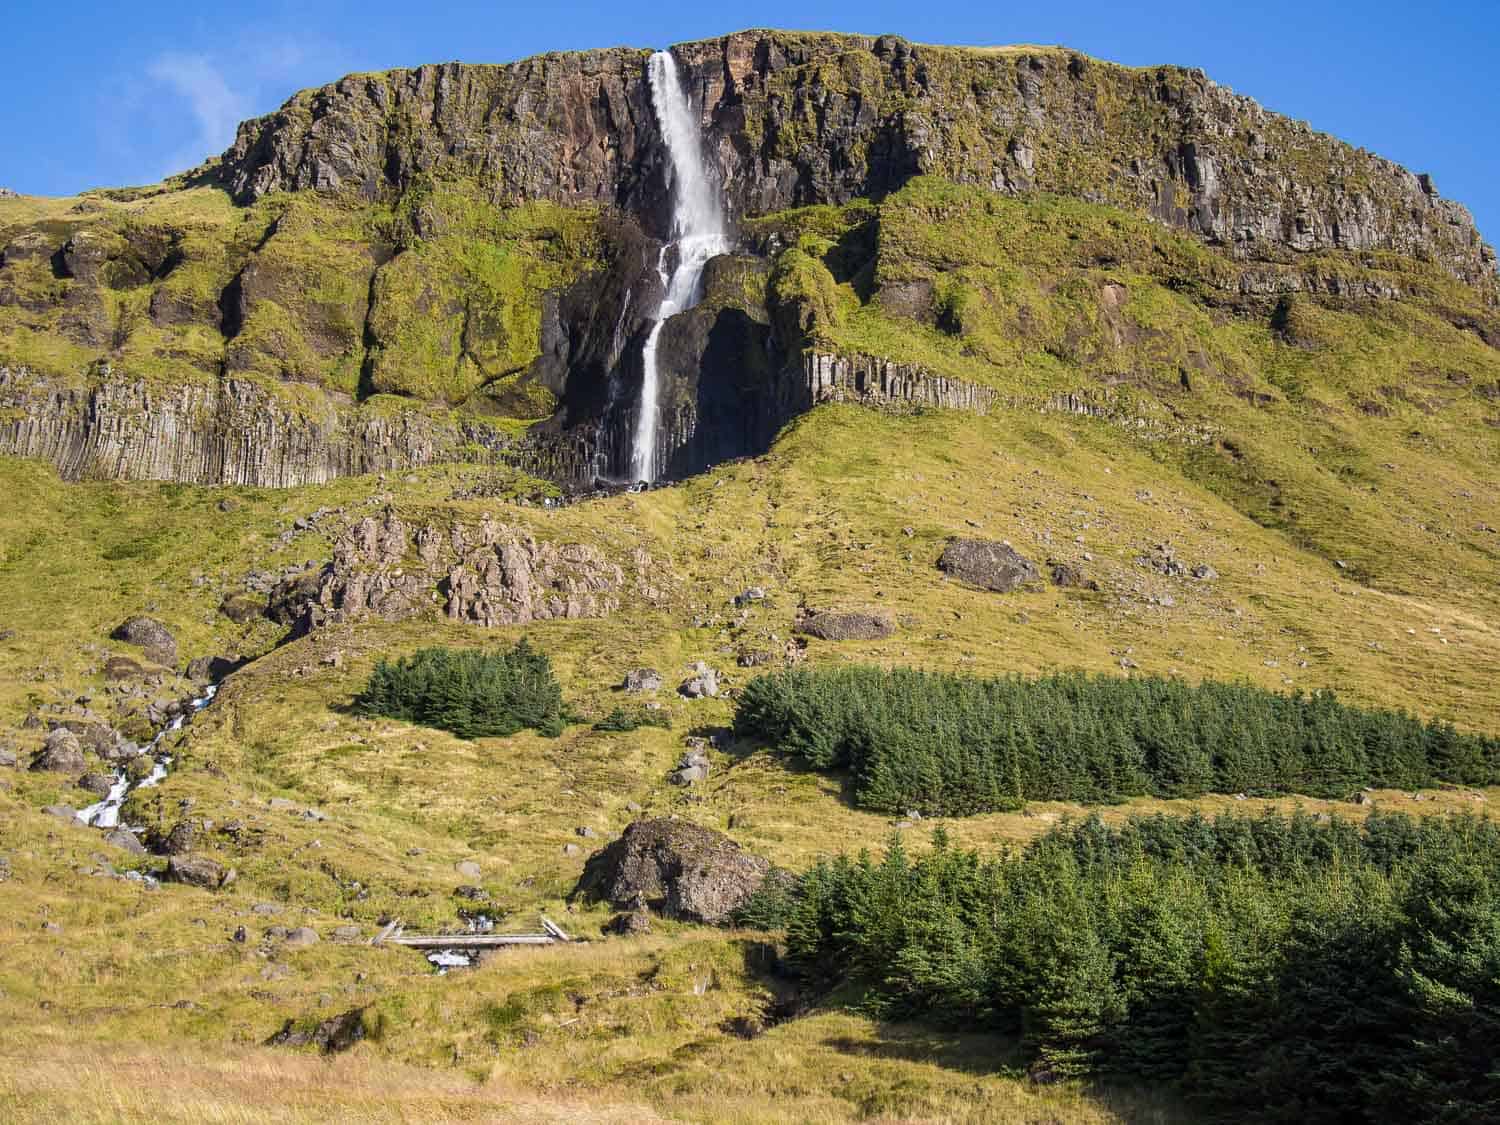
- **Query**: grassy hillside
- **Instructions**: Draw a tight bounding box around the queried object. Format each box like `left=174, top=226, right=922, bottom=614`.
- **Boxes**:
left=2, top=85, right=1499, bottom=1122
left=3, top=375, right=1499, bottom=1118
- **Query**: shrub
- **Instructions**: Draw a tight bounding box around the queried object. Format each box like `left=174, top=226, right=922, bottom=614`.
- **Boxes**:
left=354, top=639, right=565, bottom=739
left=782, top=812, right=1500, bottom=1120
left=734, top=666, right=1500, bottom=815
left=593, top=707, right=672, bottom=733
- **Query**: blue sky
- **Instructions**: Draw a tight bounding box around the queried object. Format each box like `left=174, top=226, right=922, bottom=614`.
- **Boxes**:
left=2, top=0, right=1496, bottom=242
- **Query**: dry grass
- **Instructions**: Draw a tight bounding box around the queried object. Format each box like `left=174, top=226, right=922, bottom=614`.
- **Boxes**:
left=0, top=1040, right=672, bottom=1124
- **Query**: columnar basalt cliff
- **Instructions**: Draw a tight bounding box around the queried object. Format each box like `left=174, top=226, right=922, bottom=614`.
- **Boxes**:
left=0, top=366, right=502, bottom=486
left=1, top=29, right=1496, bottom=492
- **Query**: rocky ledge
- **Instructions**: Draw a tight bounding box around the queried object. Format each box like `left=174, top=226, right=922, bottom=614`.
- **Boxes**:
left=272, top=509, right=666, bottom=633
left=221, top=30, right=1496, bottom=286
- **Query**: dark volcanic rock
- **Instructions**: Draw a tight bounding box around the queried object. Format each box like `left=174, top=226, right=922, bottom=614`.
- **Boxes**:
left=574, top=818, right=773, bottom=925
left=166, top=854, right=227, bottom=889
left=267, top=1008, right=366, bottom=1054
left=110, top=616, right=177, bottom=667
left=30, top=729, right=86, bottom=773
left=219, top=593, right=266, bottom=624
left=939, top=539, right=1041, bottom=593
left=796, top=610, right=895, bottom=641
left=103, top=656, right=146, bottom=681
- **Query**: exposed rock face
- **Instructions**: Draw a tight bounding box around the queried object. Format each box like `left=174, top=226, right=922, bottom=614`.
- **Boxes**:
left=30, top=729, right=85, bottom=773
left=2, top=31, right=1494, bottom=496
left=110, top=616, right=177, bottom=667
left=939, top=539, right=1042, bottom=593
left=278, top=509, right=657, bottom=632
left=267, top=1008, right=366, bottom=1054
left=0, top=367, right=518, bottom=487
left=573, top=818, right=772, bottom=924
left=166, top=854, right=227, bottom=889
left=220, top=31, right=1495, bottom=286
left=796, top=610, right=895, bottom=641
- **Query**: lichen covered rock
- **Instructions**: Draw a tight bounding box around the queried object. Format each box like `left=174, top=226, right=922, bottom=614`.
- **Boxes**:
left=573, top=818, right=773, bottom=925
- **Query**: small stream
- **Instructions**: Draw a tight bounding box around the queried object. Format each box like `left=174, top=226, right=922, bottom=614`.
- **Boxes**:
left=76, top=684, right=219, bottom=830
left=426, top=912, right=496, bottom=973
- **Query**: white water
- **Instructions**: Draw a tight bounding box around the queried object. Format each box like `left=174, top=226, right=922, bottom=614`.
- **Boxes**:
left=76, top=684, right=218, bottom=830
left=630, top=50, right=730, bottom=484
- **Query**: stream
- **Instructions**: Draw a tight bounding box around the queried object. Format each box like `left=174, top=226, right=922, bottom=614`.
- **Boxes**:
left=76, top=683, right=219, bottom=831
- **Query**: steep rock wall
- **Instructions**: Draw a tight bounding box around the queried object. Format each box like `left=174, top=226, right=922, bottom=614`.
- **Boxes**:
left=0, top=366, right=508, bottom=486
left=220, top=30, right=1496, bottom=287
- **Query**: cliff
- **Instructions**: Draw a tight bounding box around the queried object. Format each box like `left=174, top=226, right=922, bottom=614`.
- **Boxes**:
left=221, top=30, right=1496, bottom=285
left=1, top=29, right=1496, bottom=491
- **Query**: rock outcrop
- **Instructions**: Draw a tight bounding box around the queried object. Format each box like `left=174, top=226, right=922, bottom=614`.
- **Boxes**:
left=573, top=818, right=772, bottom=924
left=30, top=729, right=86, bottom=773
left=110, top=616, right=177, bottom=667
left=939, top=539, right=1042, bottom=593
left=277, top=509, right=659, bottom=632
left=2, top=30, right=1495, bottom=495
left=220, top=31, right=1495, bottom=286
left=796, top=610, right=895, bottom=641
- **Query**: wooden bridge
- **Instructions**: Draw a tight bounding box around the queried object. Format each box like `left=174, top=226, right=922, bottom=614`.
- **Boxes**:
left=371, top=916, right=572, bottom=950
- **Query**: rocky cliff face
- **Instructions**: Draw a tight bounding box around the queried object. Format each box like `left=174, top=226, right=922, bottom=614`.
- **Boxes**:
left=276, top=509, right=664, bottom=633
left=2, top=29, right=1496, bottom=493
left=0, top=366, right=498, bottom=486
left=221, top=30, right=1496, bottom=286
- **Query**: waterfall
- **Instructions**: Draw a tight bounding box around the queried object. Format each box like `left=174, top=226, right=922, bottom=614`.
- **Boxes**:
left=631, top=49, right=729, bottom=484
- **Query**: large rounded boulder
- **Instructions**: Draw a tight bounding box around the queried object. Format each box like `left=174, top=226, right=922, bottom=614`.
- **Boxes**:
left=573, top=818, right=772, bottom=925
left=110, top=616, right=177, bottom=667
left=938, top=538, right=1040, bottom=593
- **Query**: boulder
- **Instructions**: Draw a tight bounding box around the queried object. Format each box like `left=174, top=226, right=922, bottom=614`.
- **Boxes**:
left=162, top=820, right=197, bottom=855
left=284, top=926, right=320, bottom=947
left=218, top=593, right=266, bottom=624
left=573, top=818, right=773, bottom=925
left=796, top=610, right=894, bottom=641
left=0, top=746, right=15, bottom=768
left=267, top=1008, right=366, bottom=1054
left=30, top=729, right=85, bottom=773
left=187, top=655, right=245, bottom=683
left=678, top=662, right=720, bottom=699
left=76, top=772, right=114, bottom=797
left=622, top=668, right=663, bottom=693
left=938, top=539, right=1040, bottom=593
left=1191, top=564, right=1219, bottom=580
left=103, top=827, right=147, bottom=855
left=103, top=656, right=146, bottom=681
left=671, top=764, right=709, bottom=786
left=110, top=616, right=177, bottom=667
left=166, top=854, right=226, bottom=889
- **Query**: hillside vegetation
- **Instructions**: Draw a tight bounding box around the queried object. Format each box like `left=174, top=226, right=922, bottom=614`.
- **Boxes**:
left=1, top=28, right=1499, bottom=1125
